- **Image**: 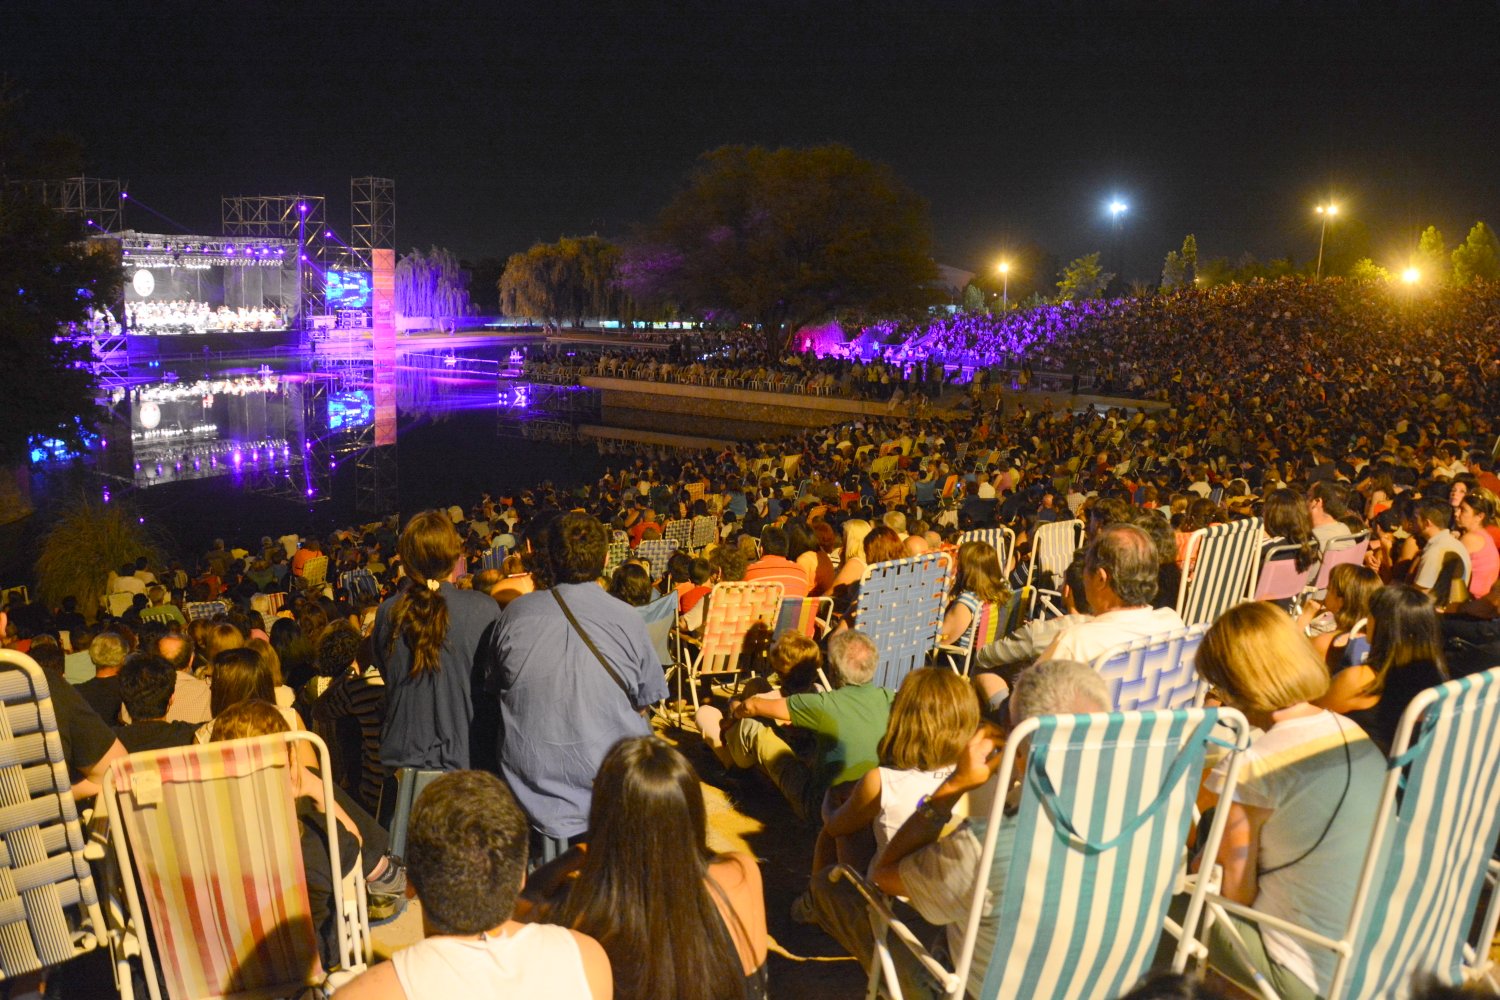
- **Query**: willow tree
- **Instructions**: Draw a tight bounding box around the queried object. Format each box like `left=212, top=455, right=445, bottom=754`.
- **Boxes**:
left=623, top=144, right=939, bottom=354
left=395, top=246, right=472, bottom=320
left=498, top=235, right=630, bottom=325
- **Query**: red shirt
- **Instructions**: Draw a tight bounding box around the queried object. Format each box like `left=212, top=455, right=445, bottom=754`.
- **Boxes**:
left=743, top=555, right=810, bottom=598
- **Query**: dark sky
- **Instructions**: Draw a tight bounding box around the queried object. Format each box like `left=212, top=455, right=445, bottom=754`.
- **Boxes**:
left=6, top=0, right=1498, bottom=281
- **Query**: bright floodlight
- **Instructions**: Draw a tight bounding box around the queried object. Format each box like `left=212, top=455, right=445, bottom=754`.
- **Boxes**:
left=1109, top=200, right=1128, bottom=217
left=1402, top=267, right=1420, bottom=284
left=998, top=261, right=1010, bottom=274
left=1317, top=202, right=1339, bottom=216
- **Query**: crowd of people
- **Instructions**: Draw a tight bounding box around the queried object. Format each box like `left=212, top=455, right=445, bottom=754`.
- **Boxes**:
left=4, top=276, right=1500, bottom=998
left=125, top=299, right=286, bottom=334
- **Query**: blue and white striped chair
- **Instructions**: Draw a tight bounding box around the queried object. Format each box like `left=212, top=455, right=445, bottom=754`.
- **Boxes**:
left=1175, top=517, right=1263, bottom=627
left=839, top=706, right=1251, bottom=1000
left=338, top=568, right=381, bottom=605
left=1091, top=624, right=1211, bottom=712
left=957, top=526, right=1017, bottom=576
left=634, top=538, right=679, bottom=582
left=1203, top=667, right=1500, bottom=999
left=1025, top=519, right=1083, bottom=618
left=853, top=552, right=951, bottom=691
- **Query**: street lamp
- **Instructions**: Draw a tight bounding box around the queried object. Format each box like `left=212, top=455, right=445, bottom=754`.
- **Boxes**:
left=1314, top=202, right=1339, bottom=280
left=1108, top=200, right=1128, bottom=287
left=1402, top=266, right=1420, bottom=285
left=997, top=261, right=1010, bottom=311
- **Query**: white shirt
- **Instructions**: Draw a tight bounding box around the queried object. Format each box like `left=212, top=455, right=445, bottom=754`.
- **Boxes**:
left=392, top=923, right=593, bottom=1000
left=1049, top=606, right=1186, bottom=665
left=1413, top=529, right=1471, bottom=590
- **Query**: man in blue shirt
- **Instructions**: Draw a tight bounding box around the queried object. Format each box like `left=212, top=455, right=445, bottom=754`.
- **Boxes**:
left=488, top=513, right=668, bottom=842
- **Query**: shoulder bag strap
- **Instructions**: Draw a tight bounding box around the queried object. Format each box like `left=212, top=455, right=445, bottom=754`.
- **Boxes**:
left=551, top=587, right=633, bottom=701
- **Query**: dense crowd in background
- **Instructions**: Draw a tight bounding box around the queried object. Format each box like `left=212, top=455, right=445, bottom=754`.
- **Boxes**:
left=5, top=276, right=1500, bottom=999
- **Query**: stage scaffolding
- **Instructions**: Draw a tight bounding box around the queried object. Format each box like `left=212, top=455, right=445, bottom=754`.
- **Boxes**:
left=18, top=176, right=126, bottom=233
left=221, top=194, right=328, bottom=324
left=350, top=177, right=394, bottom=269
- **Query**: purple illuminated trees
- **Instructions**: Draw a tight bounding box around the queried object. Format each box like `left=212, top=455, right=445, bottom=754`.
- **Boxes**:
left=498, top=236, right=631, bottom=327
left=625, top=144, right=939, bottom=355
left=395, top=246, right=472, bottom=322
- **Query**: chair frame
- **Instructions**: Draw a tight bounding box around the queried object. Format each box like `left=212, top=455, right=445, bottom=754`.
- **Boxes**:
left=1175, top=517, right=1264, bottom=627
left=1090, top=624, right=1211, bottom=712
left=839, top=707, right=1251, bottom=1000
left=1026, top=519, right=1083, bottom=618
left=1201, top=667, right=1500, bottom=999
left=957, top=526, right=1017, bottom=576
left=102, top=731, right=370, bottom=1000
left=0, top=651, right=104, bottom=983
left=854, top=552, right=953, bottom=691
left=669, top=582, right=784, bottom=721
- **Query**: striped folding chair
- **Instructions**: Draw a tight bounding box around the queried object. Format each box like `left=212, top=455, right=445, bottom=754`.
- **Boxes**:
left=1091, top=625, right=1211, bottom=712
left=1026, top=519, right=1084, bottom=618
left=669, top=582, right=783, bottom=720
left=691, top=515, right=719, bottom=551
left=958, top=526, right=1017, bottom=575
left=773, top=595, right=835, bottom=641
left=854, top=552, right=952, bottom=691
left=339, top=568, right=381, bottom=605
left=663, top=518, right=694, bottom=552
left=837, top=706, right=1251, bottom=1000
left=933, top=598, right=1011, bottom=676
left=1175, top=517, right=1264, bottom=627
left=634, top=538, right=679, bottom=581
left=102, top=731, right=371, bottom=1000
left=1200, top=667, right=1500, bottom=999
left=480, top=545, right=509, bottom=573
left=184, top=599, right=230, bottom=622
left=603, top=538, right=630, bottom=576
left=0, top=652, right=103, bottom=983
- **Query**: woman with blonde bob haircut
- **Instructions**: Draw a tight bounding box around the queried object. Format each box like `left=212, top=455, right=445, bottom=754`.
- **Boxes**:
left=1191, top=602, right=1385, bottom=1000
left=814, top=667, right=980, bottom=875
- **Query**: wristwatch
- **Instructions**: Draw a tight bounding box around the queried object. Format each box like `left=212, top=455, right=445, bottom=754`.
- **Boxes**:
left=915, top=794, right=953, bottom=827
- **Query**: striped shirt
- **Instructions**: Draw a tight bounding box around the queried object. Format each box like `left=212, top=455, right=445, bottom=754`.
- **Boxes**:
left=312, top=670, right=387, bottom=814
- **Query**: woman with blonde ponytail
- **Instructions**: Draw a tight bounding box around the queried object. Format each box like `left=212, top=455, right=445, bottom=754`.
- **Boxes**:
left=374, top=510, right=503, bottom=773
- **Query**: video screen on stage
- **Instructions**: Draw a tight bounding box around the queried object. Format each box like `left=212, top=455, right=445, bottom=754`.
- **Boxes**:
left=120, top=233, right=296, bottom=335
left=328, top=388, right=374, bottom=432
left=326, top=269, right=372, bottom=310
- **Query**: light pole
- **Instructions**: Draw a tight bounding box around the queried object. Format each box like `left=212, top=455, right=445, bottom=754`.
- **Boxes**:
left=1314, top=202, right=1338, bottom=280
left=997, top=261, right=1010, bottom=311
left=1109, top=200, right=1128, bottom=288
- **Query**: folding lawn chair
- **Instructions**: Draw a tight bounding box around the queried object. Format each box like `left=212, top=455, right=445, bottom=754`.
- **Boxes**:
left=957, top=526, right=1017, bottom=575
left=636, top=591, right=680, bottom=669
left=1091, top=624, right=1211, bottom=712
left=0, top=652, right=103, bottom=984
left=854, top=552, right=951, bottom=691
left=1307, top=533, right=1370, bottom=599
left=1026, top=519, right=1084, bottom=619
left=101, top=731, right=371, bottom=1000
left=634, top=538, right=679, bottom=582
left=933, top=598, right=1011, bottom=676
left=1201, top=666, right=1500, bottom=999
left=837, top=706, right=1251, bottom=1000
left=1175, top=517, right=1263, bottom=627
left=663, top=518, right=694, bottom=552
left=668, top=582, right=783, bottom=722
left=1251, top=542, right=1310, bottom=604
left=773, top=595, right=835, bottom=641
left=691, top=515, right=719, bottom=551
left=300, top=555, right=330, bottom=591
left=603, top=538, right=630, bottom=576
left=339, top=568, right=381, bottom=605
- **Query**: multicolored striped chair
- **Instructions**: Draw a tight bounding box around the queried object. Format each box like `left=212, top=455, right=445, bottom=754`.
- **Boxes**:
left=1091, top=624, right=1211, bottom=712
left=1175, top=517, right=1263, bottom=627
left=773, top=595, right=835, bottom=641
left=933, top=598, right=1012, bottom=676
left=838, top=707, right=1250, bottom=1000
left=0, top=652, right=103, bottom=983
left=1203, top=667, right=1500, bottom=999
left=669, top=581, right=783, bottom=720
left=101, top=731, right=370, bottom=1000
left=854, top=552, right=951, bottom=691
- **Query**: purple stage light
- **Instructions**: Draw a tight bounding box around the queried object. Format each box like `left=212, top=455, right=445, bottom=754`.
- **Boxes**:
left=298, top=203, right=307, bottom=213
left=306, top=488, right=315, bottom=496
left=120, top=192, right=128, bottom=199
left=300, top=254, right=308, bottom=261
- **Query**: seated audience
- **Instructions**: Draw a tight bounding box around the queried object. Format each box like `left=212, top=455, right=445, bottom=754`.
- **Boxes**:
left=77, top=630, right=130, bottom=724
left=1040, top=523, right=1184, bottom=665
left=114, top=652, right=199, bottom=752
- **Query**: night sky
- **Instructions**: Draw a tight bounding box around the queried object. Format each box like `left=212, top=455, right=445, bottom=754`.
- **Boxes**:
left=6, top=1, right=1498, bottom=282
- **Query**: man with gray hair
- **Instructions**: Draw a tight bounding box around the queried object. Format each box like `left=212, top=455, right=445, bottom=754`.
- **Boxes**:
left=704, top=629, right=894, bottom=821
left=1038, top=522, right=1184, bottom=665
left=809, top=660, right=1111, bottom=999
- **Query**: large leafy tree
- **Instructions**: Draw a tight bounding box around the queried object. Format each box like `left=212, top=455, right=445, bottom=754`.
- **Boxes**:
left=498, top=235, right=631, bottom=326
left=1056, top=253, right=1113, bottom=300
left=624, top=144, right=939, bottom=354
left=1451, top=222, right=1500, bottom=285
left=0, top=84, right=121, bottom=470
left=1415, top=225, right=1448, bottom=284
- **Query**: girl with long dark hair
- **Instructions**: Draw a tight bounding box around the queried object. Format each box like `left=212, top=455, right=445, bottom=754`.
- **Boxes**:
left=536, top=736, right=768, bottom=1000
left=372, top=510, right=502, bottom=772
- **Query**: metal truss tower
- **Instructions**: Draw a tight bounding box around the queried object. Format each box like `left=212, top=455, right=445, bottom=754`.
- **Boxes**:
left=221, top=194, right=328, bottom=323
left=350, top=177, right=395, bottom=269
left=23, top=176, right=126, bottom=232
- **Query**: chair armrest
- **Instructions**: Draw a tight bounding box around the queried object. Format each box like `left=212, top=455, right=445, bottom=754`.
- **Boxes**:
left=830, top=865, right=964, bottom=995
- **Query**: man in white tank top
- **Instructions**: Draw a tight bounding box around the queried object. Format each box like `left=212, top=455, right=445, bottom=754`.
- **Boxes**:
left=336, top=771, right=613, bottom=999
